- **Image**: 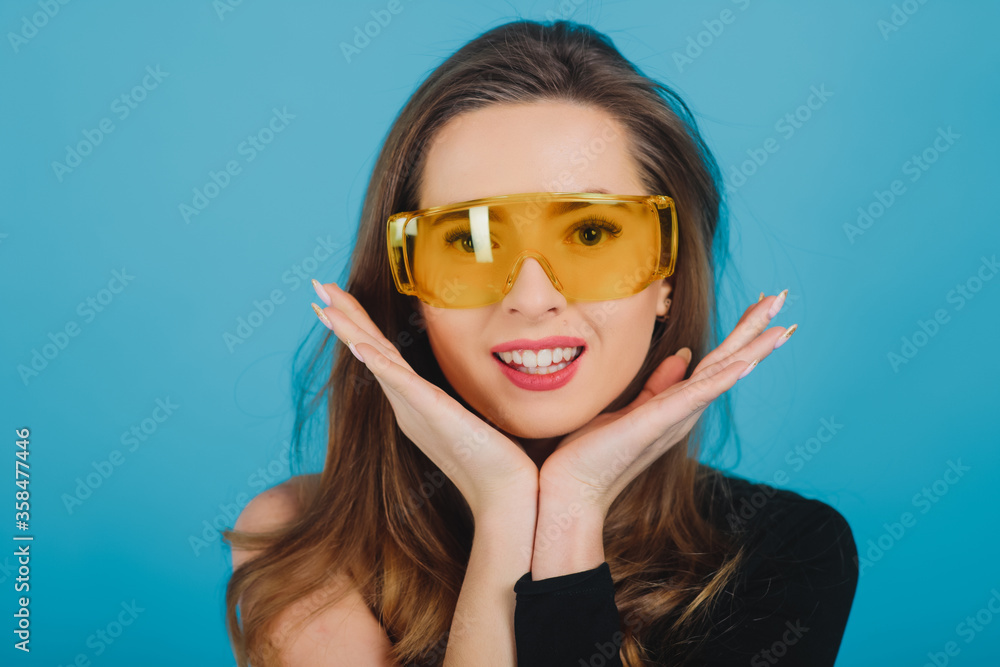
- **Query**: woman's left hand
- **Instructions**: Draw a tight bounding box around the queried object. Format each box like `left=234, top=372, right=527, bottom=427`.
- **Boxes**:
left=537, top=292, right=795, bottom=522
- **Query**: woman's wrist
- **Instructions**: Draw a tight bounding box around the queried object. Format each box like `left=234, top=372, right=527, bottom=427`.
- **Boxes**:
left=471, top=472, right=537, bottom=519
left=530, top=490, right=606, bottom=580
left=473, top=491, right=538, bottom=551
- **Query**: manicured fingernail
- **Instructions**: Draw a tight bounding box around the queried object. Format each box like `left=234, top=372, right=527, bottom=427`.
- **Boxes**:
left=773, top=323, right=798, bottom=350
left=311, top=278, right=331, bottom=306
left=738, top=358, right=760, bottom=379
left=768, top=289, right=788, bottom=318
left=675, top=346, right=692, bottom=364
left=311, top=302, right=331, bottom=328
left=349, top=341, right=365, bottom=363
left=757, top=292, right=765, bottom=303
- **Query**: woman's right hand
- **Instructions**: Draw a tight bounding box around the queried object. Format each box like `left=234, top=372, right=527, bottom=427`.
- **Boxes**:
left=311, top=280, right=538, bottom=521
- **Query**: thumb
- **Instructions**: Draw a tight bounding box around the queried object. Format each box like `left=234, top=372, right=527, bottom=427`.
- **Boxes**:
left=645, top=347, right=692, bottom=394
left=626, top=347, right=692, bottom=414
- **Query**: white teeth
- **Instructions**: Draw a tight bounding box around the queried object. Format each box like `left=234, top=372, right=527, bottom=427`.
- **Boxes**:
left=522, top=360, right=570, bottom=374
left=495, top=346, right=582, bottom=372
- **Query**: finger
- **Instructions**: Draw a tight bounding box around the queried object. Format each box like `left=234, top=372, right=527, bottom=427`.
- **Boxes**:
left=319, top=282, right=403, bottom=358
left=681, top=357, right=755, bottom=414
left=593, top=356, right=751, bottom=478
left=350, top=342, right=462, bottom=461
left=353, top=341, right=453, bottom=424
left=311, top=278, right=333, bottom=306
left=315, top=301, right=410, bottom=368
left=352, top=341, right=416, bottom=399
left=309, top=281, right=410, bottom=365
left=686, top=324, right=791, bottom=386
left=355, top=341, right=498, bottom=458
left=693, top=290, right=787, bottom=377
left=625, top=349, right=692, bottom=415
left=742, top=290, right=786, bottom=325
left=720, top=291, right=786, bottom=354
left=631, top=357, right=753, bottom=450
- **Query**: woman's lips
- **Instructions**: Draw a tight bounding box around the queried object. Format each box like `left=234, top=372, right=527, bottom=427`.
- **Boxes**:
left=492, top=348, right=583, bottom=391
left=490, top=336, right=587, bottom=354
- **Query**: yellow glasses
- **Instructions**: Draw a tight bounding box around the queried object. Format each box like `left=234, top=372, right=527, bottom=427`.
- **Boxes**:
left=386, top=192, right=678, bottom=308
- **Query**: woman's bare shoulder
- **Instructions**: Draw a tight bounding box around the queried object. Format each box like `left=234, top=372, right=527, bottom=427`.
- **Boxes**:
left=231, top=473, right=321, bottom=569
left=230, top=473, right=398, bottom=665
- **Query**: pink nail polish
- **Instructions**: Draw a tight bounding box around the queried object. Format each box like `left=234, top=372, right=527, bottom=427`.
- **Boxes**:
left=311, top=302, right=331, bottom=328
left=312, top=278, right=331, bottom=306
left=738, top=358, right=759, bottom=379
left=768, top=289, right=788, bottom=318
left=773, top=323, right=797, bottom=350
left=349, top=342, right=365, bottom=363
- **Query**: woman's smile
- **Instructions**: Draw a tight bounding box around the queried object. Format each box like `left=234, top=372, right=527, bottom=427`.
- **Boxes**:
left=491, top=344, right=585, bottom=390
left=490, top=335, right=586, bottom=378
left=493, top=345, right=584, bottom=373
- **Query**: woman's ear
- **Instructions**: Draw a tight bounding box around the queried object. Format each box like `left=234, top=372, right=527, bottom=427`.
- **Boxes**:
left=655, top=280, right=673, bottom=318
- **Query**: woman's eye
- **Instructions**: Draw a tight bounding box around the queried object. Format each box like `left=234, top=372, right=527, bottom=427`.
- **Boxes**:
left=443, top=230, right=472, bottom=251
left=572, top=220, right=623, bottom=246
left=577, top=225, right=604, bottom=246
left=444, top=230, right=496, bottom=252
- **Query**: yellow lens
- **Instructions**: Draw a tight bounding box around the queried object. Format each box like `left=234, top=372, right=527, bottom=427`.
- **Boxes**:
left=400, top=195, right=670, bottom=308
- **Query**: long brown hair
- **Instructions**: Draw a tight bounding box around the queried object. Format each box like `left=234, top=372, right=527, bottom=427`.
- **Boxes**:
left=224, top=19, right=750, bottom=666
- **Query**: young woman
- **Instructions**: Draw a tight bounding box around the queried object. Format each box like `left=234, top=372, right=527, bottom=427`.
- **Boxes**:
left=224, top=19, right=858, bottom=667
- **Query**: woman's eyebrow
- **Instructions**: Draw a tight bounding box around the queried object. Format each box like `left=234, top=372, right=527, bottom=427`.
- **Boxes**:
left=427, top=196, right=630, bottom=226
left=546, top=200, right=630, bottom=216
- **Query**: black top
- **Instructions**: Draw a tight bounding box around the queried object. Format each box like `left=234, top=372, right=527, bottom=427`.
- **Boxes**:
left=513, top=468, right=859, bottom=666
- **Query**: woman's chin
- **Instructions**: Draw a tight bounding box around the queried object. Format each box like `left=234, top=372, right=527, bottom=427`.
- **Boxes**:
left=491, top=414, right=589, bottom=443
left=462, top=392, right=598, bottom=442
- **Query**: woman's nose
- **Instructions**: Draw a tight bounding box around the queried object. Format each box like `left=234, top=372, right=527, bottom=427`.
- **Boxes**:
left=500, top=256, right=567, bottom=320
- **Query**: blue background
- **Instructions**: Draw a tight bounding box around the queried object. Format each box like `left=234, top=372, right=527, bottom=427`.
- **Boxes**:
left=2, top=1, right=998, bottom=664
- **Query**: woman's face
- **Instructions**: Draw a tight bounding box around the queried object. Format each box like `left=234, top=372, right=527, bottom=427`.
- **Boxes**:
left=414, top=100, right=671, bottom=453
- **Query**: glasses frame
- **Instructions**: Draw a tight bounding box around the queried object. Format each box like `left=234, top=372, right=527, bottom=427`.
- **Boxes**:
left=386, top=191, right=679, bottom=307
